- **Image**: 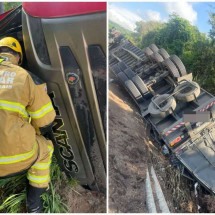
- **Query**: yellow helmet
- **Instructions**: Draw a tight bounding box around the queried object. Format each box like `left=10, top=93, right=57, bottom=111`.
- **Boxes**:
left=0, top=37, right=23, bottom=65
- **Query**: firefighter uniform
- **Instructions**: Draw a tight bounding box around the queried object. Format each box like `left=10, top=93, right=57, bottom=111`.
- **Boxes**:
left=0, top=60, right=56, bottom=188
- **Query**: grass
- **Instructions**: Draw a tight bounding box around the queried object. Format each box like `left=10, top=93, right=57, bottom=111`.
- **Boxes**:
left=42, top=182, right=68, bottom=213
left=68, top=178, right=80, bottom=187
left=0, top=192, right=26, bottom=213
left=0, top=156, right=71, bottom=213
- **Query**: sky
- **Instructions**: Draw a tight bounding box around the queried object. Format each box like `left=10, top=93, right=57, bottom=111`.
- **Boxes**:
left=109, top=2, right=215, bottom=34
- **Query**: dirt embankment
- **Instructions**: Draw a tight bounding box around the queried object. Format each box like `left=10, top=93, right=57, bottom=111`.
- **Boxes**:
left=57, top=176, right=106, bottom=213
left=109, top=82, right=149, bottom=213
left=109, top=81, right=215, bottom=213
left=61, top=185, right=106, bottom=213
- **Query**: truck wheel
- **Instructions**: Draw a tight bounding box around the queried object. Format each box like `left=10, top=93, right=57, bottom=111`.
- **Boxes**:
left=170, top=55, right=187, bottom=76
left=117, top=71, right=128, bottom=83
left=132, top=75, right=148, bottom=95
left=125, top=80, right=143, bottom=103
left=149, top=44, right=159, bottom=52
left=118, top=61, right=128, bottom=71
left=111, top=65, right=121, bottom=75
left=144, top=47, right=153, bottom=57
left=162, top=58, right=180, bottom=78
left=148, top=94, right=177, bottom=118
left=123, top=68, right=136, bottom=79
left=158, top=48, right=170, bottom=59
left=151, top=52, right=164, bottom=63
left=174, top=81, right=200, bottom=102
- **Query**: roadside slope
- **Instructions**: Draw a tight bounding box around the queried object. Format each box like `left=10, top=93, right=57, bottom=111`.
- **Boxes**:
left=108, top=81, right=203, bottom=213
left=109, top=82, right=148, bottom=213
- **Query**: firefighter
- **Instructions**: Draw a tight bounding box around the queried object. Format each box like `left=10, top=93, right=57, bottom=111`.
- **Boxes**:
left=0, top=37, right=56, bottom=213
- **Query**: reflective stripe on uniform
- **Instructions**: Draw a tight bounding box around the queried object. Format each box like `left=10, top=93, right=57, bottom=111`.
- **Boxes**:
left=27, top=173, right=50, bottom=184
left=31, top=144, right=53, bottom=170
left=0, top=143, right=37, bottom=164
left=31, top=162, right=51, bottom=170
left=27, top=102, right=54, bottom=119
left=48, top=145, right=54, bottom=154
left=0, top=100, right=28, bottom=118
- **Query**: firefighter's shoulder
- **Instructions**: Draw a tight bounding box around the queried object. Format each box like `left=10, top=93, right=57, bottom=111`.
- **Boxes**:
left=1, top=61, right=29, bottom=77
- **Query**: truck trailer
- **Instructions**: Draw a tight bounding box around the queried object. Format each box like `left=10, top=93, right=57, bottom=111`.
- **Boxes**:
left=110, top=35, right=215, bottom=194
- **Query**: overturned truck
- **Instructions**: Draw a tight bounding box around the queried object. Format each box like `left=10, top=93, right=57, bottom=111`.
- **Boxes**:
left=110, top=38, right=215, bottom=194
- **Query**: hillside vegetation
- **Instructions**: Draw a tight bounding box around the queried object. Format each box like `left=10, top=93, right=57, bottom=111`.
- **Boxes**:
left=110, top=12, right=215, bottom=93
left=109, top=20, right=132, bottom=36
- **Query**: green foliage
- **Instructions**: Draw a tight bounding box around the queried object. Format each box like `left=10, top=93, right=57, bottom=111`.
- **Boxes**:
left=0, top=157, right=70, bottom=213
left=209, top=12, right=215, bottom=42
left=50, top=156, right=63, bottom=182
left=135, top=20, right=163, bottom=36
left=0, top=192, right=26, bottom=213
left=135, top=21, right=164, bottom=47
left=4, top=2, right=21, bottom=11
left=42, top=182, right=68, bottom=213
left=189, top=40, right=215, bottom=92
left=141, top=14, right=206, bottom=57
left=68, top=178, right=79, bottom=187
left=0, top=174, right=26, bottom=199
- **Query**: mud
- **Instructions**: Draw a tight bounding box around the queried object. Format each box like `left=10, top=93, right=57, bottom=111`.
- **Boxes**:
left=58, top=179, right=106, bottom=213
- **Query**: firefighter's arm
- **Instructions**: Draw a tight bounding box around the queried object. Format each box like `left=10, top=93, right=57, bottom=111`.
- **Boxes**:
left=25, top=75, right=56, bottom=135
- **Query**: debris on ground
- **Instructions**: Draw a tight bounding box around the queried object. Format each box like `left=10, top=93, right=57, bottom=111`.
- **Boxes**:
left=59, top=184, right=106, bottom=213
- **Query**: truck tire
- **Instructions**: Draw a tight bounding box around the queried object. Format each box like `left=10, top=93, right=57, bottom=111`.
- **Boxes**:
left=174, top=81, right=200, bottom=102
left=117, top=72, right=128, bottom=83
left=148, top=94, right=177, bottom=118
left=151, top=52, right=164, bottom=63
left=125, top=80, right=143, bottom=103
left=170, top=55, right=187, bottom=76
left=158, top=48, right=170, bottom=59
left=118, top=61, right=128, bottom=71
left=111, top=65, right=121, bottom=75
left=144, top=47, right=153, bottom=57
left=149, top=44, right=159, bottom=52
left=162, top=58, right=180, bottom=78
left=132, top=75, right=148, bottom=95
left=124, top=68, right=136, bottom=79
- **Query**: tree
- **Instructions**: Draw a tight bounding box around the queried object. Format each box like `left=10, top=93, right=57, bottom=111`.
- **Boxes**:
left=142, top=14, right=204, bottom=57
left=190, top=40, right=215, bottom=92
left=4, top=2, right=21, bottom=12
left=209, top=12, right=215, bottom=42
left=134, top=21, right=164, bottom=47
